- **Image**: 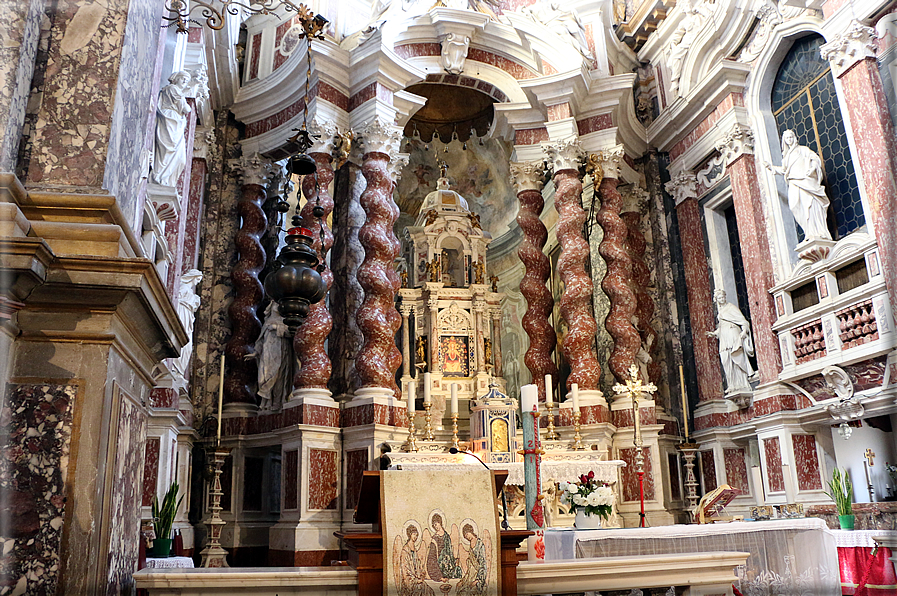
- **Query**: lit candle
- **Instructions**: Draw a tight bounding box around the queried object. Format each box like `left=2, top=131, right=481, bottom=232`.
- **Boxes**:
left=423, top=372, right=431, bottom=405
left=521, top=384, right=539, bottom=413
left=217, top=352, right=225, bottom=443
left=545, top=374, right=553, bottom=408
left=407, top=381, right=416, bottom=414
left=679, top=365, right=688, bottom=440
left=451, top=383, right=458, bottom=415
left=571, top=383, right=580, bottom=413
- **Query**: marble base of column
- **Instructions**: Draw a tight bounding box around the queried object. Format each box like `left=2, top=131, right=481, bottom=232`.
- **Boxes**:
left=342, top=389, right=408, bottom=428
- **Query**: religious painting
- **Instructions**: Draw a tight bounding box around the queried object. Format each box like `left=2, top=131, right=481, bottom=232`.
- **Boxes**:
left=490, top=419, right=509, bottom=453
left=382, top=469, right=500, bottom=596
left=440, top=335, right=469, bottom=376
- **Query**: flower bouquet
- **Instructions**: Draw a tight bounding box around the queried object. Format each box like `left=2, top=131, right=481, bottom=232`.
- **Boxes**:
left=559, top=471, right=614, bottom=528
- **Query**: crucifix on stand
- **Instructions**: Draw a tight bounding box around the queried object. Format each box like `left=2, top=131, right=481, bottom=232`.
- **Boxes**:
left=613, top=364, right=657, bottom=528
left=865, top=448, right=876, bottom=502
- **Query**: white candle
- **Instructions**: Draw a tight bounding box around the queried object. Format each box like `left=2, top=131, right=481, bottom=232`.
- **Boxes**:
left=423, top=372, right=431, bottom=404
left=217, top=352, right=225, bottom=443
left=407, top=381, right=416, bottom=413
left=751, top=466, right=766, bottom=506
left=521, top=384, right=539, bottom=413
left=545, top=374, right=553, bottom=408
left=571, top=383, right=580, bottom=413
left=451, top=383, right=458, bottom=415
left=782, top=464, right=796, bottom=503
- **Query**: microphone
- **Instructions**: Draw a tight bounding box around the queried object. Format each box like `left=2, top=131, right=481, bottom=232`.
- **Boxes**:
left=449, top=447, right=512, bottom=530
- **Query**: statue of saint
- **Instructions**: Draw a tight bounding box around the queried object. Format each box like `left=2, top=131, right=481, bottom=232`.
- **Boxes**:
left=416, top=335, right=427, bottom=370
left=523, top=2, right=594, bottom=60
left=707, top=289, right=755, bottom=394
left=172, top=269, right=203, bottom=379
left=666, top=0, right=713, bottom=97
left=484, top=337, right=493, bottom=366
left=474, top=260, right=486, bottom=285
left=764, top=129, right=832, bottom=240
left=490, top=275, right=499, bottom=293
left=152, top=71, right=192, bottom=187
left=248, top=302, right=294, bottom=410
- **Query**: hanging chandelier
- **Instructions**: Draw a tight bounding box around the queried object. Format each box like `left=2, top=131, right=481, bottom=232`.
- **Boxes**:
left=163, top=0, right=326, bottom=34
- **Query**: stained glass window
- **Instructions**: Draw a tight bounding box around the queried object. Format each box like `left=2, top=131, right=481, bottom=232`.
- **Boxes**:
left=771, top=35, right=865, bottom=240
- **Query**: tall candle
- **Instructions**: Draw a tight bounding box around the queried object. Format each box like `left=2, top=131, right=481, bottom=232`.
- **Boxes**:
left=782, top=464, right=796, bottom=503
left=571, top=383, right=580, bottom=413
left=407, top=382, right=416, bottom=414
left=217, top=352, right=225, bottom=443
left=545, top=374, right=553, bottom=408
left=423, top=372, right=431, bottom=405
left=679, top=365, right=688, bottom=440
left=521, top=384, right=539, bottom=412
left=751, top=466, right=766, bottom=506
left=451, top=383, right=458, bottom=415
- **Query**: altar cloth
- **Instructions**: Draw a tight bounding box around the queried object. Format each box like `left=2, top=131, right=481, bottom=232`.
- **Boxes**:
left=144, top=556, right=195, bottom=569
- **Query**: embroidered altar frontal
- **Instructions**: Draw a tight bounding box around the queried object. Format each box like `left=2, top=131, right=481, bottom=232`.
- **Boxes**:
left=381, top=469, right=501, bottom=596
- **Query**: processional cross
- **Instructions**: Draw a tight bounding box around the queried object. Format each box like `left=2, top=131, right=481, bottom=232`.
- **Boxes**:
left=613, top=364, right=657, bottom=528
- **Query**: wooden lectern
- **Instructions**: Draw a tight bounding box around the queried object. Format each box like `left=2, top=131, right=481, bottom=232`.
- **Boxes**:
left=336, top=470, right=531, bottom=596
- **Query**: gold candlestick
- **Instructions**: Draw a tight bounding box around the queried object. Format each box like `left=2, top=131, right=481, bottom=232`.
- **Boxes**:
left=571, top=410, right=585, bottom=450
left=200, top=445, right=231, bottom=568
left=422, top=401, right=435, bottom=441
left=404, top=411, right=418, bottom=452
left=545, top=403, right=559, bottom=440
left=451, top=413, right=460, bottom=450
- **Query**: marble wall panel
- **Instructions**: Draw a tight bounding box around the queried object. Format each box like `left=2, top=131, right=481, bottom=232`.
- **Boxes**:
left=792, top=434, right=823, bottom=491
left=763, top=437, right=784, bottom=493
left=723, top=448, right=749, bottom=493
left=619, top=447, right=655, bottom=502
left=307, top=449, right=338, bottom=510
left=283, top=450, right=298, bottom=510
left=669, top=94, right=743, bottom=162
left=0, top=0, right=43, bottom=171
left=141, top=437, right=160, bottom=507
left=701, top=450, right=718, bottom=492
left=182, top=158, right=207, bottom=275
left=669, top=452, right=682, bottom=501
left=345, top=449, right=369, bottom=511
left=105, top=393, right=147, bottom=596
left=0, top=383, right=76, bottom=596
left=249, top=32, right=261, bottom=80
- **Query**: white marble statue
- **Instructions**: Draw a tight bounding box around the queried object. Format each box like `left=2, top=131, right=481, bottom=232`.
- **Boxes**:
left=707, top=289, right=755, bottom=394
left=250, top=302, right=294, bottom=411
left=173, top=269, right=203, bottom=378
left=667, top=0, right=714, bottom=97
left=523, top=1, right=594, bottom=60
left=764, top=129, right=832, bottom=240
left=441, top=33, right=470, bottom=75
left=152, top=71, right=192, bottom=187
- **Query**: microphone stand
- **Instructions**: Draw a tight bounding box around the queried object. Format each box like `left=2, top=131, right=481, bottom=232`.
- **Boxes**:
left=450, top=447, right=512, bottom=530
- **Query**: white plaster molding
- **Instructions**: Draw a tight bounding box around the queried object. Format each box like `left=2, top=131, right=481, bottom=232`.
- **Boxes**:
left=388, top=151, right=410, bottom=183
left=509, top=161, right=545, bottom=193
left=440, top=32, right=470, bottom=75
left=591, top=145, right=625, bottom=180
left=820, top=20, right=878, bottom=78
left=664, top=171, right=698, bottom=206
left=714, top=123, right=754, bottom=166
left=542, top=138, right=584, bottom=172
left=229, top=152, right=276, bottom=187
left=308, top=118, right=339, bottom=155
left=357, top=117, right=403, bottom=156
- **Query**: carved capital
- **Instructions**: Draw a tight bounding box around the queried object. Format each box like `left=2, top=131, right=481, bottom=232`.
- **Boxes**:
left=192, top=127, right=216, bottom=161
left=388, top=151, right=410, bottom=183
left=664, top=171, right=698, bottom=206
left=309, top=118, right=340, bottom=155
left=358, top=117, right=403, bottom=156
left=509, top=161, right=545, bottom=193
left=542, top=138, right=584, bottom=172
left=714, top=124, right=754, bottom=166
left=428, top=296, right=439, bottom=311
left=229, top=152, right=275, bottom=187
left=473, top=298, right=487, bottom=313
left=621, top=185, right=650, bottom=214
left=821, top=20, right=878, bottom=77
left=590, top=145, right=625, bottom=179
left=399, top=302, right=413, bottom=317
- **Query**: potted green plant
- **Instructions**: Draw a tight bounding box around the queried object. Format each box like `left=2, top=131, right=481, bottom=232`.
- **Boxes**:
left=825, top=468, right=854, bottom=530
left=151, top=481, right=183, bottom=557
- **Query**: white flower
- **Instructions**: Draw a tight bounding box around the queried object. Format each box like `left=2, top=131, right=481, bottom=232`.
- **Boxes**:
left=572, top=494, right=587, bottom=506
left=594, top=486, right=615, bottom=506
left=585, top=492, right=602, bottom=506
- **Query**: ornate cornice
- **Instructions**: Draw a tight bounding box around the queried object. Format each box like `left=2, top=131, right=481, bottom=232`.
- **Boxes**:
left=357, top=117, right=403, bottom=157
left=714, top=123, right=754, bottom=166
left=542, top=138, right=584, bottom=173
left=229, top=152, right=275, bottom=187
left=509, top=161, right=545, bottom=193
left=820, top=20, right=878, bottom=78
left=664, top=171, right=698, bottom=206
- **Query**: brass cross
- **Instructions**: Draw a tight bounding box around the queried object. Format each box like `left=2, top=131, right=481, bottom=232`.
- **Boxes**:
left=865, top=448, right=876, bottom=467
left=613, top=364, right=658, bottom=401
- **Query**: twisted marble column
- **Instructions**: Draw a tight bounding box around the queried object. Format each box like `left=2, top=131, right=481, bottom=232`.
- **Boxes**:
left=545, top=140, right=600, bottom=391
left=621, top=185, right=660, bottom=383
left=294, top=140, right=336, bottom=390
left=355, top=120, right=404, bottom=397
left=594, top=146, right=640, bottom=383
left=225, top=153, right=274, bottom=404
left=512, top=161, right=558, bottom=401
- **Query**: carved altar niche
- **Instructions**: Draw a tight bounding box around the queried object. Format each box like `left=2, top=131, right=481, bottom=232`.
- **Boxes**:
left=438, top=302, right=475, bottom=376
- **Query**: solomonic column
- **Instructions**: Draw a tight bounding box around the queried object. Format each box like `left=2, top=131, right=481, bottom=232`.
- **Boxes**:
left=511, top=160, right=558, bottom=402
left=544, top=140, right=601, bottom=398
left=593, top=146, right=640, bottom=383
left=225, top=153, right=274, bottom=409
left=354, top=118, right=405, bottom=402
left=293, top=123, right=337, bottom=402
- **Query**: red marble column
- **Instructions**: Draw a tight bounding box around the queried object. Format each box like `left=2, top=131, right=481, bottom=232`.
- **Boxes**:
left=355, top=121, right=403, bottom=396
left=667, top=173, right=724, bottom=402
left=294, top=149, right=335, bottom=390
left=824, top=25, right=897, bottom=319
left=511, top=161, right=557, bottom=401
left=546, top=140, right=600, bottom=391
left=225, top=153, right=274, bottom=405
left=594, top=147, right=639, bottom=383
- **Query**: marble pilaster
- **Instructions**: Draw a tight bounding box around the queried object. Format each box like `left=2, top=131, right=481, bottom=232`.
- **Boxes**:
left=0, top=0, right=42, bottom=171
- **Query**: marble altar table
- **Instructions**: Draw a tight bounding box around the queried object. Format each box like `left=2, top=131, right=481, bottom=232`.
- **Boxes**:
left=543, top=518, right=840, bottom=595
